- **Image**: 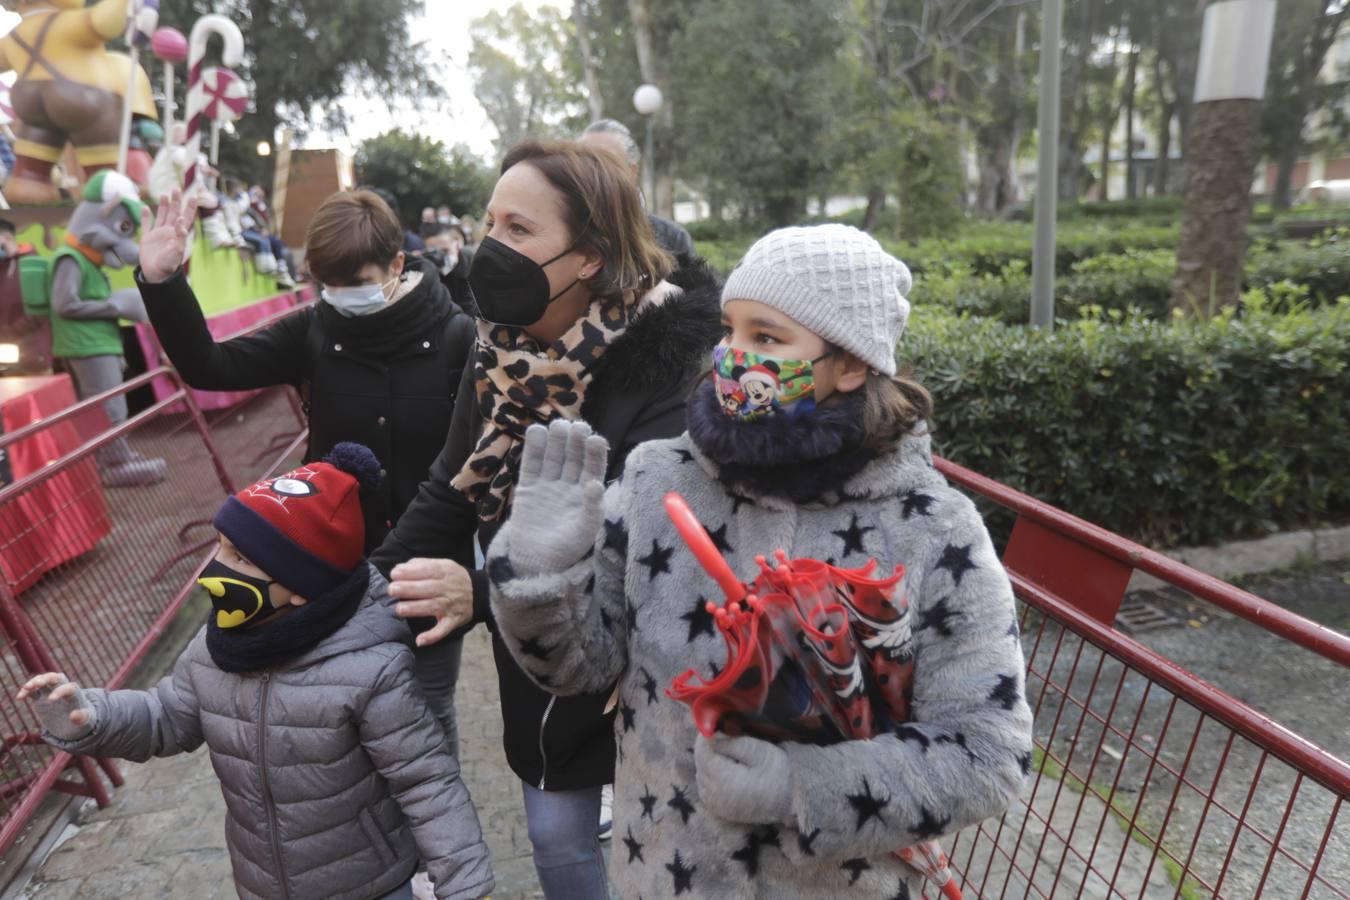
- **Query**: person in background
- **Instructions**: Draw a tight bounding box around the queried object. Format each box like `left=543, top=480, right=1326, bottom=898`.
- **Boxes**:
left=0, top=218, right=51, bottom=375
left=422, top=206, right=437, bottom=227
left=580, top=118, right=696, bottom=272
left=138, top=187, right=475, bottom=573
left=458, top=214, right=481, bottom=251
left=372, top=140, right=723, bottom=899
left=0, top=130, right=15, bottom=186
left=436, top=205, right=454, bottom=226
left=422, top=224, right=474, bottom=316
left=365, top=186, right=426, bottom=255
left=240, top=184, right=296, bottom=288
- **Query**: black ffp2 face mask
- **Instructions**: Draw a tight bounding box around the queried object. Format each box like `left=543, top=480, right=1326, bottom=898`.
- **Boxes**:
left=468, top=235, right=579, bottom=327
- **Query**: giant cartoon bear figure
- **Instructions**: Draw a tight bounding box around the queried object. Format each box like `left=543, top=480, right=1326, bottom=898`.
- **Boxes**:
left=51, top=170, right=166, bottom=487
left=0, top=0, right=157, bottom=204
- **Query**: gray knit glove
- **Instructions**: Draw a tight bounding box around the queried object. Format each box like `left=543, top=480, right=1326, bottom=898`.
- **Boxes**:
left=501, top=420, right=610, bottom=577
left=26, top=674, right=96, bottom=742
left=695, top=734, right=793, bottom=825
left=108, top=288, right=149, bottom=323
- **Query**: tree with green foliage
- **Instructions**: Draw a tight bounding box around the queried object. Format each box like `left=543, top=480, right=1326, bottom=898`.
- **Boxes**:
left=469, top=4, right=587, bottom=156
left=354, top=131, right=494, bottom=225
left=155, top=0, right=434, bottom=183
left=667, top=0, right=846, bottom=226
left=1260, top=0, right=1350, bottom=210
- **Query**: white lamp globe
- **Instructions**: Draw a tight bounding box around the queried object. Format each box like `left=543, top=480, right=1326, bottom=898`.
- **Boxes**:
left=633, top=84, right=663, bottom=116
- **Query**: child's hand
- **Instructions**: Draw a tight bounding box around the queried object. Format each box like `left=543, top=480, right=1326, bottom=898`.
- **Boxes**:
left=695, top=734, right=792, bottom=825
left=16, top=673, right=95, bottom=741
left=497, top=420, right=610, bottom=577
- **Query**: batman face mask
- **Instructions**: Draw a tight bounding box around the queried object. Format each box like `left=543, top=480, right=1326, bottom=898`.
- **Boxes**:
left=198, top=559, right=283, bottom=629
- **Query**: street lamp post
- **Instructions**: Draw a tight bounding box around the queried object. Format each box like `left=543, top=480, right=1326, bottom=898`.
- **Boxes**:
left=633, top=84, right=663, bottom=207
left=1030, top=0, right=1064, bottom=331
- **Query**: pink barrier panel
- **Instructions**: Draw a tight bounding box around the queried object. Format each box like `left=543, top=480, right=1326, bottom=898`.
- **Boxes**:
left=0, top=367, right=308, bottom=859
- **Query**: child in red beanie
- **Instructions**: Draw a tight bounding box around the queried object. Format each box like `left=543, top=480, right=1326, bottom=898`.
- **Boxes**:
left=16, top=444, right=494, bottom=900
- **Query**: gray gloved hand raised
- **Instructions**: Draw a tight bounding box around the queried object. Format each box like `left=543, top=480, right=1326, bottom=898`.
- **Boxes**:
left=694, top=734, right=793, bottom=825
left=497, top=419, right=610, bottom=577
left=15, top=672, right=96, bottom=742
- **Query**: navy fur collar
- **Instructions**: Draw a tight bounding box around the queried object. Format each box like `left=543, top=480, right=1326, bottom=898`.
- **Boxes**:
left=686, top=381, right=876, bottom=505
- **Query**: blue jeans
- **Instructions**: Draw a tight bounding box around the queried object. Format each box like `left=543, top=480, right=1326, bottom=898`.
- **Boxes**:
left=375, top=880, right=413, bottom=900
left=521, top=782, right=609, bottom=899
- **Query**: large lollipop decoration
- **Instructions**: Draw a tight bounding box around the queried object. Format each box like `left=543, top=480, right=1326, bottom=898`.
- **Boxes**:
left=182, top=14, right=245, bottom=201
left=198, top=67, right=249, bottom=165
left=150, top=26, right=188, bottom=134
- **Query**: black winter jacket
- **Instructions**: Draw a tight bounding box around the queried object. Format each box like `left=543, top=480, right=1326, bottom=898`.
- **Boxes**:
left=372, top=260, right=723, bottom=790
left=140, top=259, right=476, bottom=552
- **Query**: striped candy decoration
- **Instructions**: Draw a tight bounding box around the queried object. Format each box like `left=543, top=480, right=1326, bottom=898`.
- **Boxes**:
left=182, top=14, right=245, bottom=200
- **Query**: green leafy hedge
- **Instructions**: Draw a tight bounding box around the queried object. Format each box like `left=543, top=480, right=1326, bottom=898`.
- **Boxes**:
left=904, top=299, right=1350, bottom=548
left=917, top=236, right=1350, bottom=323
left=697, top=220, right=1184, bottom=281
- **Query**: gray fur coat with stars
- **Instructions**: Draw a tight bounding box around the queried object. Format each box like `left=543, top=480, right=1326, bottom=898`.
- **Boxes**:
left=489, top=428, right=1033, bottom=899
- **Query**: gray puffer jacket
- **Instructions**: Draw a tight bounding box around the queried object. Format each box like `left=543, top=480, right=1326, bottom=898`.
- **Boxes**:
left=48, top=564, right=494, bottom=900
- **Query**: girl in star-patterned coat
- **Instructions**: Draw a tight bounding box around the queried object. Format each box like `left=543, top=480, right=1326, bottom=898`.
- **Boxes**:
left=486, top=225, right=1034, bottom=899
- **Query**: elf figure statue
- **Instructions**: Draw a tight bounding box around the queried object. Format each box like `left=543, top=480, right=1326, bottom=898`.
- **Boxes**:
left=0, top=0, right=158, bottom=203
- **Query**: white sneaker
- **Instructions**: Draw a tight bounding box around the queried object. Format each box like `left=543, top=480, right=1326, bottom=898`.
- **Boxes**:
left=410, top=871, right=435, bottom=900
left=598, top=783, right=613, bottom=841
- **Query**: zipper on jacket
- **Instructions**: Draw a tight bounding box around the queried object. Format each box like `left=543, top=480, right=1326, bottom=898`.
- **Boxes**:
left=537, top=695, right=558, bottom=790
left=257, top=674, right=291, bottom=900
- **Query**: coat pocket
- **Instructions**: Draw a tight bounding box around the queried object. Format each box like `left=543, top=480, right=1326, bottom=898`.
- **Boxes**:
left=358, top=807, right=398, bottom=868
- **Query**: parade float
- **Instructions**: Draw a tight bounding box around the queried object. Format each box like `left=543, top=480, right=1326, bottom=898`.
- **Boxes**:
left=0, top=0, right=315, bottom=412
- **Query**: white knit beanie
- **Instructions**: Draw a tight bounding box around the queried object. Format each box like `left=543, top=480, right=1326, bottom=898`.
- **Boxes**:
left=721, top=224, right=913, bottom=376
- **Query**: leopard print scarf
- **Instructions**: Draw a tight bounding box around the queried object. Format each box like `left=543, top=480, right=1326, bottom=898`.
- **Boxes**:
left=451, top=294, right=640, bottom=522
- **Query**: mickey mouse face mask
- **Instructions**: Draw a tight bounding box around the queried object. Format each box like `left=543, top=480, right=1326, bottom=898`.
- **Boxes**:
left=711, top=345, right=832, bottom=421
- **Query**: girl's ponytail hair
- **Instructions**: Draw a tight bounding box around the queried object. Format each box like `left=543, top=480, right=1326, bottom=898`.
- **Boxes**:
left=859, top=368, right=933, bottom=452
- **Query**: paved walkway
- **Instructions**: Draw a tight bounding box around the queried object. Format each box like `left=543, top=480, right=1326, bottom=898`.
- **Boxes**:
left=17, top=626, right=551, bottom=900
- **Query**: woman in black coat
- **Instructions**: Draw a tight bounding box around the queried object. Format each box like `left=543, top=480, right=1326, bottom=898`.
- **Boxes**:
left=371, top=141, right=722, bottom=899
left=136, top=188, right=475, bottom=747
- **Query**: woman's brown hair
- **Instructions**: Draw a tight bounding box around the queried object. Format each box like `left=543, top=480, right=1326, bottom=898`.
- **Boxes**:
left=303, top=190, right=403, bottom=286
left=500, top=140, right=673, bottom=301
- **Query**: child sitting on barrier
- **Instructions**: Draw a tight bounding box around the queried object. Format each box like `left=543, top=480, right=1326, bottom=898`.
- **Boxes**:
left=16, top=443, right=494, bottom=900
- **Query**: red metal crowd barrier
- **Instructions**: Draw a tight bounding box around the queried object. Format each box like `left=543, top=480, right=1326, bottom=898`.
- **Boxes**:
left=0, top=360, right=307, bottom=860
left=935, top=456, right=1350, bottom=899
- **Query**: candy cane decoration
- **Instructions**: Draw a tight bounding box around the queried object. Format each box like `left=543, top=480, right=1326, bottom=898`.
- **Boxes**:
left=194, top=66, right=248, bottom=164
left=182, top=14, right=245, bottom=201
